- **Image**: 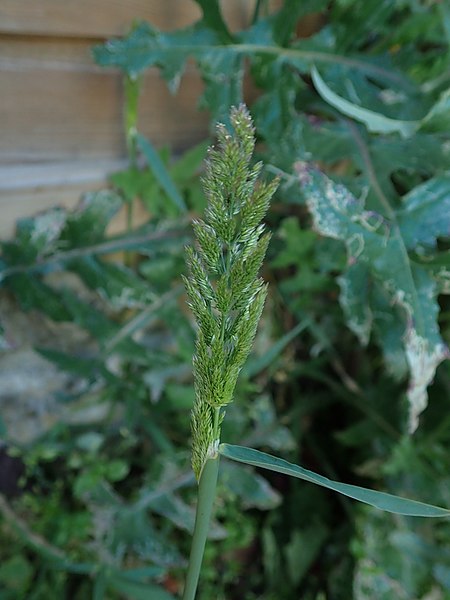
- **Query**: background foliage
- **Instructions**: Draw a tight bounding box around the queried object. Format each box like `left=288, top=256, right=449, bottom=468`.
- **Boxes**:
left=1, top=1, right=450, bottom=598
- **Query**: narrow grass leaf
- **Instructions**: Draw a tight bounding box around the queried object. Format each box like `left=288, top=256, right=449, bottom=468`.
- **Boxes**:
left=244, top=319, right=311, bottom=377
left=137, top=134, right=187, bottom=212
left=219, top=444, right=450, bottom=517
left=108, top=574, right=175, bottom=600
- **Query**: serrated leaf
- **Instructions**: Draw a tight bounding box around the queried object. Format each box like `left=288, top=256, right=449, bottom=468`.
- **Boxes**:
left=270, top=0, right=328, bottom=46
left=397, top=174, right=450, bottom=249
left=311, top=67, right=420, bottom=138
left=92, top=21, right=219, bottom=81
left=220, top=444, right=450, bottom=517
left=61, top=191, right=123, bottom=247
left=0, top=224, right=188, bottom=282
left=194, top=0, right=233, bottom=43
left=370, top=133, right=450, bottom=178
left=94, top=17, right=415, bottom=132
left=4, top=274, right=70, bottom=321
left=299, top=163, right=448, bottom=431
left=13, top=209, right=67, bottom=261
left=197, top=50, right=244, bottom=122
left=69, top=256, right=154, bottom=309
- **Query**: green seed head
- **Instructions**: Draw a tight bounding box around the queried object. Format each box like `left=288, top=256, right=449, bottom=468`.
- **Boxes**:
left=185, top=104, right=278, bottom=480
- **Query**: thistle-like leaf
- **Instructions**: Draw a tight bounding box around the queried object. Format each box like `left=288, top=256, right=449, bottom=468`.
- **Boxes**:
left=299, top=162, right=449, bottom=432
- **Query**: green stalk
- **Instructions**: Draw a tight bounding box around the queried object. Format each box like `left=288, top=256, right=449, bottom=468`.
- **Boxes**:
left=123, top=74, right=141, bottom=265
left=182, top=456, right=220, bottom=600
left=124, top=74, right=140, bottom=169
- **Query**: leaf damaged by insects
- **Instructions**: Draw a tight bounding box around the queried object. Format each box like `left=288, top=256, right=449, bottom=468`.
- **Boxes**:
left=298, top=161, right=449, bottom=432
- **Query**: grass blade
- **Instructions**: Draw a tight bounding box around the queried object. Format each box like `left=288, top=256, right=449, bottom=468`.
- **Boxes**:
left=219, top=444, right=450, bottom=518
left=137, top=134, right=187, bottom=212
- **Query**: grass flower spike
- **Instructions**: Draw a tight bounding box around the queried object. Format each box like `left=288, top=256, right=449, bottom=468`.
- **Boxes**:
left=182, top=105, right=278, bottom=600
left=184, top=105, right=278, bottom=481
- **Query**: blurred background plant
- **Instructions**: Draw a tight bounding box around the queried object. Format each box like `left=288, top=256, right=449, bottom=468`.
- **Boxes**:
left=0, top=1, right=450, bottom=598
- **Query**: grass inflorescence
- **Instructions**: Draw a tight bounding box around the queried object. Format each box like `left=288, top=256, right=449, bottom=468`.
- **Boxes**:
left=183, top=105, right=278, bottom=481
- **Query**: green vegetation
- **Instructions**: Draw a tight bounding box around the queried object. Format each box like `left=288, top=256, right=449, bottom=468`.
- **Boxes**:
left=1, top=2, right=450, bottom=599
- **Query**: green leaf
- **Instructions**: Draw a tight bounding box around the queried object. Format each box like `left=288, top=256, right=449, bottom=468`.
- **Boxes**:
left=219, top=444, right=450, bottom=517
left=92, top=13, right=423, bottom=174
left=244, top=319, right=310, bottom=377
left=396, top=173, right=450, bottom=249
left=69, top=256, right=154, bottom=309
left=93, top=21, right=221, bottom=86
left=148, top=490, right=226, bottom=539
left=270, top=0, right=328, bottom=46
left=93, top=569, right=107, bottom=600
left=197, top=50, right=244, bottom=121
left=338, top=262, right=372, bottom=346
left=108, top=574, right=175, bottom=600
left=104, top=285, right=184, bottom=354
left=0, top=555, right=33, bottom=593
left=1, top=222, right=189, bottom=282
left=113, top=509, right=186, bottom=568
left=420, top=87, right=450, bottom=133
left=285, top=522, right=328, bottom=587
left=299, top=163, right=449, bottom=431
left=110, top=167, right=156, bottom=204
left=311, top=67, right=420, bottom=138
left=136, top=134, right=187, bottom=212
left=194, top=0, right=233, bottom=43
left=435, top=564, right=450, bottom=589
left=37, top=348, right=113, bottom=382
left=220, top=461, right=282, bottom=510
left=3, top=274, right=70, bottom=321
left=169, top=140, right=209, bottom=184
left=61, top=190, right=123, bottom=247
left=2, top=208, right=67, bottom=265
left=93, top=19, right=414, bottom=110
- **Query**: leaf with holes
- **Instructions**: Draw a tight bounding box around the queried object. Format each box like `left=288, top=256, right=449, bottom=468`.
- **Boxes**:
left=298, top=163, right=449, bottom=431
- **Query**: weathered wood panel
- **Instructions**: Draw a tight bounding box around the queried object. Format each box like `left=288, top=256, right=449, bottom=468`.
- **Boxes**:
left=0, top=1, right=251, bottom=238
left=0, top=171, right=148, bottom=239
left=0, top=37, right=208, bottom=162
left=0, top=0, right=202, bottom=37
left=0, top=0, right=249, bottom=37
left=0, top=160, right=124, bottom=237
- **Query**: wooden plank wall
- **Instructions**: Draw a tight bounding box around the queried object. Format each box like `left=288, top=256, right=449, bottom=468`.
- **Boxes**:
left=0, top=1, right=251, bottom=237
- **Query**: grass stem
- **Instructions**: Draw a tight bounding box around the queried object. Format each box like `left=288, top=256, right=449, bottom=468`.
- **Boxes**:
left=182, top=456, right=220, bottom=600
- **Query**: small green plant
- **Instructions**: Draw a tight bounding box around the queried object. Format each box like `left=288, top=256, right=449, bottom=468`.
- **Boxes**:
left=181, top=105, right=450, bottom=599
